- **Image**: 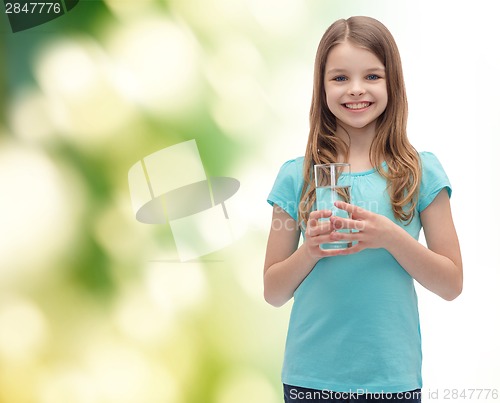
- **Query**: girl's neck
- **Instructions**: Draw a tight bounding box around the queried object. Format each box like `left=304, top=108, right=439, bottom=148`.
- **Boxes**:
left=336, top=125, right=376, bottom=172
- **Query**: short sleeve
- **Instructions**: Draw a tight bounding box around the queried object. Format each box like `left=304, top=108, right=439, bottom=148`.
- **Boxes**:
left=267, top=157, right=304, bottom=221
left=417, top=151, right=452, bottom=212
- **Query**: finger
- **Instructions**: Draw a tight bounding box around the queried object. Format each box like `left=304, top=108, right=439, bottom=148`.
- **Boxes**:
left=308, top=221, right=333, bottom=237
left=310, top=233, right=338, bottom=247
left=330, top=216, right=365, bottom=231
left=341, top=243, right=364, bottom=255
left=334, top=201, right=369, bottom=218
left=309, top=209, right=333, bottom=221
left=330, top=243, right=363, bottom=256
left=307, top=210, right=333, bottom=235
left=329, top=230, right=358, bottom=243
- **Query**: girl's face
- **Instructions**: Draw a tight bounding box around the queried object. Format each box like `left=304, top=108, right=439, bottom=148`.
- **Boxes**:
left=324, top=41, right=388, bottom=135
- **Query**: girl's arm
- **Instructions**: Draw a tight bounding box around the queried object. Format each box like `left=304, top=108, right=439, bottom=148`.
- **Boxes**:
left=388, top=189, right=463, bottom=300
left=331, top=189, right=463, bottom=300
left=263, top=205, right=340, bottom=307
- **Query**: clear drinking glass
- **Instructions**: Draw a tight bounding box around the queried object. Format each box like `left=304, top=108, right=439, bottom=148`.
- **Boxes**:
left=314, top=163, right=352, bottom=250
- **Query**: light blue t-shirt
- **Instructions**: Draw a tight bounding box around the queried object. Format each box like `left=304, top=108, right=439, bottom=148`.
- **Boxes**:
left=267, top=152, right=451, bottom=393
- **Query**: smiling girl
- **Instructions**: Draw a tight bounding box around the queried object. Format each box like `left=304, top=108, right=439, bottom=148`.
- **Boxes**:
left=264, top=16, right=462, bottom=403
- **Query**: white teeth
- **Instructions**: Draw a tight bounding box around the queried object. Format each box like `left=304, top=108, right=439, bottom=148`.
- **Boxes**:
left=345, top=102, right=370, bottom=110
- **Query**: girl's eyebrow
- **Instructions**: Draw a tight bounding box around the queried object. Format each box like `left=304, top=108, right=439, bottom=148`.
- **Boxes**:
left=325, top=68, right=347, bottom=75
left=325, top=66, right=386, bottom=75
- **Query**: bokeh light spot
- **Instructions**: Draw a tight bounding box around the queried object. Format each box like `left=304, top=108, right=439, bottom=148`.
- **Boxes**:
left=0, top=143, right=81, bottom=284
left=0, top=296, right=49, bottom=361
left=34, top=37, right=135, bottom=142
left=106, top=15, right=200, bottom=117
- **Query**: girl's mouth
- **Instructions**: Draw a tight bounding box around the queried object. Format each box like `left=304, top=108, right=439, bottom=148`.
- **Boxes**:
left=343, top=102, right=372, bottom=110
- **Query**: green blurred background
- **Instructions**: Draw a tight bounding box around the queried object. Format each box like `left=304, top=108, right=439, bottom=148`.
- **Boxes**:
left=1, top=1, right=499, bottom=402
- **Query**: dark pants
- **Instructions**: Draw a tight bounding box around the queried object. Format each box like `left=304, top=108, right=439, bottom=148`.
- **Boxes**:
left=284, top=384, right=421, bottom=403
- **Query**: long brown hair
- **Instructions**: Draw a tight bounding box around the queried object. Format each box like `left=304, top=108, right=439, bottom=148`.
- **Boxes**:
left=299, top=16, right=421, bottom=227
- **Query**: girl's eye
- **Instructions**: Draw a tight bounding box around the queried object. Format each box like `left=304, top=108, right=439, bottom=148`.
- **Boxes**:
left=333, top=76, right=347, bottom=82
left=367, top=74, right=380, bottom=80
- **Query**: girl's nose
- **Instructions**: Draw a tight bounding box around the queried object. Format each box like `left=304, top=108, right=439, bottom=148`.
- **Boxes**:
left=349, top=81, right=365, bottom=96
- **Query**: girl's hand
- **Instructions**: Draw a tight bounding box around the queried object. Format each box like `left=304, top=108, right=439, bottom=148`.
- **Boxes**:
left=304, top=209, right=345, bottom=259
left=328, top=201, right=397, bottom=254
